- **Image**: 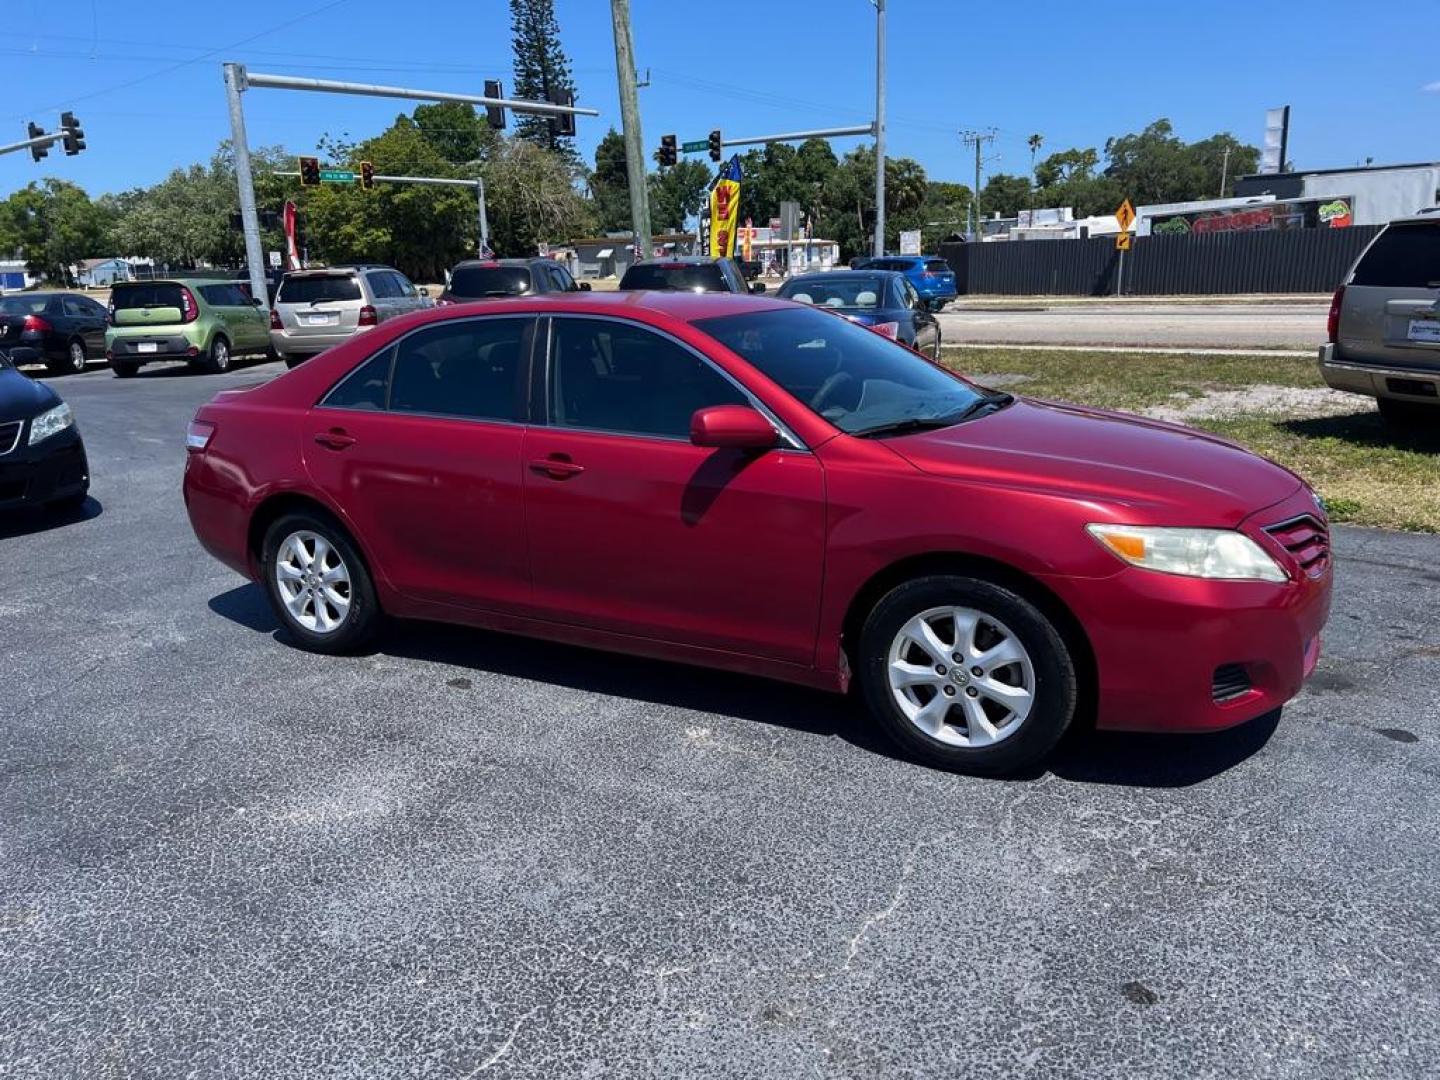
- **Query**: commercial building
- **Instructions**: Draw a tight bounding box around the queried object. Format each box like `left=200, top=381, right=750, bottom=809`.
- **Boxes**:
left=1234, top=161, right=1440, bottom=227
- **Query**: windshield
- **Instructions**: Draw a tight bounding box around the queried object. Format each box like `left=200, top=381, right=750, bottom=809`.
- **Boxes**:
left=620, top=262, right=727, bottom=292
left=111, top=284, right=184, bottom=310
left=0, top=296, right=50, bottom=315
left=779, top=276, right=887, bottom=310
left=277, top=275, right=362, bottom=304
left=694, top=306, right=988, bottom=434
left=448, top=265, right=533, bottom=297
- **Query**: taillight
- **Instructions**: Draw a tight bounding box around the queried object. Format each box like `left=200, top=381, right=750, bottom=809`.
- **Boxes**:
left=269, top=308, right=283, bottom=330
left=870, top=321, right=900, bottom=339
left=186, top=420, right=216, bottom=452
left=358, top=304, right=378, bottom=327
left=180, top=286, right=200, bottom=323
left=1326, top=285, right=1345, bottom=343
left=106, top=301, right=116, bottom=326
left=22, top=314, right=52, bottom=333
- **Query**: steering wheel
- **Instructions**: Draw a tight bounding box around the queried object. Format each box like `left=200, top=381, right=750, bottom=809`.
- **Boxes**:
left=809, top=370, right=855, bottom=414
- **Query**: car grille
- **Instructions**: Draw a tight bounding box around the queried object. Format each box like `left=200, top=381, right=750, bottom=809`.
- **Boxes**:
left=0, top=419, right=21, bottom=456
left=1265, top=514, right=1330, bottom=578
left=1212, top=663, right=1253, bottom=703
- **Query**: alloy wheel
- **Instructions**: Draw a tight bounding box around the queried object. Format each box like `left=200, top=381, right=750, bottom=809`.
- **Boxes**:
left=885, top=605, right=1035, bottom=748
left=69, top=341, right=86, bottom=373
left=274, top=530, right=352, bottom=634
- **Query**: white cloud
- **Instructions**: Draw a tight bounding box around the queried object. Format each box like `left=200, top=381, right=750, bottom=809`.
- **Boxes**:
left=1425, top=81, right=1440, bottom=92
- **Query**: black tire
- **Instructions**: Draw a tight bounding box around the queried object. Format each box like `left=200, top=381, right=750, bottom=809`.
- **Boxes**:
left=1377, top=397, right=1433, bottom=429
left=205, top=335, right=232, bottom=374
left=112, top=360, right=138, bottom=378
left=283, top=354, right=304, bottom=370
left=857, top=574, right=1077, bottom=775
left=49, top=339, right=86, bottom=376
left=260, top=510, right=381, bottom=655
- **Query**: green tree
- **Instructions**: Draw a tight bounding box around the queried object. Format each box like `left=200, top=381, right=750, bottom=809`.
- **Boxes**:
left=483, top=138, right=595, bottom=257
left=413, top=101, right=499, bottom=166
left=650, top=160, right=711, bottom=232
left=0, top=180, right=109, bottom=285
left=980, top=173, right=1033, bottom=219
left=509, top=0, right=578, bottom=160
left=1034, top=147, right=1099, bottom=189
left=590, top=128, right=632, bottom=232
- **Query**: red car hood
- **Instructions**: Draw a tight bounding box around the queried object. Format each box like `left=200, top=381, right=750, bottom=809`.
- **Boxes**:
left=884, top=397, right=1303, bottom=526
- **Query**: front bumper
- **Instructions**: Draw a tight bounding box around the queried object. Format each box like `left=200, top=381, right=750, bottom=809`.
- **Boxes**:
left=1046, top=490, right=1332, bottom=733
left=0, top=423, right=88, bottom=510
left=1319, top=342, right=1440, bottom=404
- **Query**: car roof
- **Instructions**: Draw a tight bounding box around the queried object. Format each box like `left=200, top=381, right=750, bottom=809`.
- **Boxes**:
left=393, top=289, right=790, bottom=326
left=450, top=258, right=549, bottom=269
left=1386, top=208, right=1440, bottom=225
left=786, top=270, right=901, bottom=282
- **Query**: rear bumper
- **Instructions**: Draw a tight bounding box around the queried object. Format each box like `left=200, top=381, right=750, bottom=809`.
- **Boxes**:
left=1319, top=343, right=1440, bottom=403
left=107, top=331, right=203, bottom=366
left=270, top=327, right=364, bottom=356
left=0, top=426, right=88, bottom=510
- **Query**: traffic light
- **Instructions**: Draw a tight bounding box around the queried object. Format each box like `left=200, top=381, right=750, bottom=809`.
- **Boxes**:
left=359, top=161, right=374, bottom=190
left=708, top=129, right=722, bottom=162
left=483, top=79, right=506, bottom=130
left=548, top=88, right=576, bottom=138
left=27, top=122, right=48, bottom=162
left=659, top=134, right=677, bottom=167
left=299, top=156, right=321, bottom=187
left=60, top=111, right=85, bottom=156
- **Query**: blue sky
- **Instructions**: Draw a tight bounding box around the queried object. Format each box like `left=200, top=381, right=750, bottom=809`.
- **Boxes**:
left=2, top=0, right=1436, bottom=197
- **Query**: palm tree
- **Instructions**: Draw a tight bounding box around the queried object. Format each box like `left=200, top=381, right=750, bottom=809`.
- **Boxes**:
left=1027, top=134, right=1044, bottom=211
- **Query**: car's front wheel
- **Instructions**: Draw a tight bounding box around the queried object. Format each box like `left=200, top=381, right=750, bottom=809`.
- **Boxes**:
left=261, top=511, right=380, bottom=654
left=858, top=574, right=1077, bottom=775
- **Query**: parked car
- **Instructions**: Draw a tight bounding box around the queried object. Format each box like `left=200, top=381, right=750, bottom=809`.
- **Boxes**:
left=619, top=256, right=766, bottom=294
left=106, top=279, right=270, bottom=377
left=183, top=292, right=1331, bottom=776
left=853, top=255, right=958, bottom=310
left=0, top=350, right=88, bottom=513
left=0, top=292, right=108, bottom=375
left=778, top=270, right=942, bottom=358
left=439, top=258, right=590, bottom=305
left=232, top=267, right=284, bottom=307
left=270, top=266, right=427, bottom=369
left=1319, top=210, right=1440, bottom=426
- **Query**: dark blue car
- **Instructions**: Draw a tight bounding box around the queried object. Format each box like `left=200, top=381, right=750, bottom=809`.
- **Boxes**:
left=777, top=270, right=942, bottom=358
left=852, top=255, right=957, bottom=309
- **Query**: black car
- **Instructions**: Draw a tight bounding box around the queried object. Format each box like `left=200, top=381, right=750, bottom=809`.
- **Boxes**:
left=776, top=270, right=942, bottom=359
left=618, top=256, right=767, bottom=294
left=0, top=292, right=109, bottom=375
left=438, top=258, right=590, bottom=304
left=0, top=351, right=89, bottom=513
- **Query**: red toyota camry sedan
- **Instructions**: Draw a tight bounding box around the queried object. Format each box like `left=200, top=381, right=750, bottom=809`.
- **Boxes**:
left=183, top=292, right=1331, bottom=774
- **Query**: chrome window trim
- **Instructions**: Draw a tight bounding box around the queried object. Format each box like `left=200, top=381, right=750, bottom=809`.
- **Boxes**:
left=539, top=312, right=809, bottom=452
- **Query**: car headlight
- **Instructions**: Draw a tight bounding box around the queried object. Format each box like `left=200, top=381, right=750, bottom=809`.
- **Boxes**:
left=1086, top=524, right=1287, bottom=583
left=27, top=402, right=74, bottom=446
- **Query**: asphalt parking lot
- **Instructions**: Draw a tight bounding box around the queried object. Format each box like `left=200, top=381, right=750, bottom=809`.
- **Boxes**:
left=2, top=360, right=1438, bottom=1079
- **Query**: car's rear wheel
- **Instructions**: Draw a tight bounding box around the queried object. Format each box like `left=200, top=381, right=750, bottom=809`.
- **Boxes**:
left=1377, top=397, right=1433, bottom=428
left=283, top=355, right=304, bottom=370
left=50, top=339, right=87, bottom=375
left=206, top=335, right=232, bottom=374
left=261, top=511, right=380, bottom=654
left=858, top=574, right=1077, bottom=775
left=112, top=360, right=138, bottom=378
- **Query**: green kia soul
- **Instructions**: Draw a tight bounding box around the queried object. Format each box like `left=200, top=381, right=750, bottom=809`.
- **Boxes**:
left=105, top=278, right=271, bottom=377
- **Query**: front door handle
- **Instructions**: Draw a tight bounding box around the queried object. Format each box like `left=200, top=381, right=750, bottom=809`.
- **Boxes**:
left=314, top=428, right=356, bottom=450
left=529, top=455, right=585, bottom=479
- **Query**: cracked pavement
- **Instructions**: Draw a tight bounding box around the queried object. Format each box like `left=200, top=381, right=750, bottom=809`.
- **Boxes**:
left=1, top=360, right=1437, bottom=1078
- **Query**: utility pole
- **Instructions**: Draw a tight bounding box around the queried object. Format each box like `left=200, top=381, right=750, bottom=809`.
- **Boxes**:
left=872, top=0, right=886, bottom=257
left=610, top=0, right=652, bottom=263
left=1219, top=145, right=1232, bottom=198
left=960, top=129, right=996, bottom=240
left=224, top=63, right=270, bottom=316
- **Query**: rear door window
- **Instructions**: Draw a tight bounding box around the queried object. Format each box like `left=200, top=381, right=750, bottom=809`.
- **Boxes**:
left=278, top=275, right=362, bottom=304
left=112, top=284, right=184, bottom=310
left=322, top=347, right=395, bottom=411
left=389, top=318, right=530, bottom=421
left=1351, top=223, right=1440, bottom=288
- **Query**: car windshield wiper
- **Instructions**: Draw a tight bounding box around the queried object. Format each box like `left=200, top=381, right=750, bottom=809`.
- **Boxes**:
left=849, top=393, right=1014, bottom=439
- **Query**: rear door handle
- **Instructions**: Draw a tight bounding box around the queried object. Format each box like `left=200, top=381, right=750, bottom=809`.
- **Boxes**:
left=314, top=429, right=356, bottom=450
left=529, top=456, right=584, bottom=479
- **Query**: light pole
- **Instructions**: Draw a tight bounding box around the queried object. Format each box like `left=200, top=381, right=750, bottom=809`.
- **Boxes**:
left=872, top=0, right=886, bottom=258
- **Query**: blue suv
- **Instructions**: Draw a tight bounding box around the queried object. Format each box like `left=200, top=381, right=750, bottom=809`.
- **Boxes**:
left=853, top=255, right=957, bottom=310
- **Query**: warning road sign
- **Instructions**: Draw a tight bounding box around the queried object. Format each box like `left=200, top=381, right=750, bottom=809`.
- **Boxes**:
left=1115, top=198, right=1136, bottom=232
left=1115, top=231, right=1132, bottom=252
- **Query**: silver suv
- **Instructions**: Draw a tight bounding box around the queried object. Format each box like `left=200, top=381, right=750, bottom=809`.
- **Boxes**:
left=1320, top=211, right=1440, bottom=426
left=270, top=265, right=429, bottom=369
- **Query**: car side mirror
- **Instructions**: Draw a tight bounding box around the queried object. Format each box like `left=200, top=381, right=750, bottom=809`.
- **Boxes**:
left=250, top=296, right=263, bottom=306
left=749, top=281, right=767, bottom=294
left=690, top=405, right=779, bottom=451
left=579, top=281, right=592, bottom=291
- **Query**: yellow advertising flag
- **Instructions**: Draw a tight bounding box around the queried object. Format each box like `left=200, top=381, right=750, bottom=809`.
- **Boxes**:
left=708, top=157, right=742, bottom=258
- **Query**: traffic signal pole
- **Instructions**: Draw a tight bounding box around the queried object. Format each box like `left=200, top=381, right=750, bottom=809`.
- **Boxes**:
left=0, top=132, right=62, bottom=158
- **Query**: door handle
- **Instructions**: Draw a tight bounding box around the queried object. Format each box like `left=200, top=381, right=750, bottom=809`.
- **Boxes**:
left=528, top=456, right=585, bottom=479
left=314, top=429, right=356, bottom=450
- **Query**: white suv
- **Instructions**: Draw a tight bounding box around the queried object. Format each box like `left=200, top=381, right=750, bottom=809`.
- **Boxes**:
left=270, top=265, right=429, bottom=369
